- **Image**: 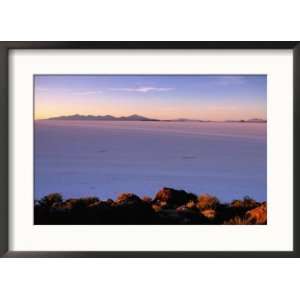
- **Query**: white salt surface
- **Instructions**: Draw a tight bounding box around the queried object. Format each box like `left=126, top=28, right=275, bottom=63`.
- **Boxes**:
left=35, top=121, right=266, bottom=202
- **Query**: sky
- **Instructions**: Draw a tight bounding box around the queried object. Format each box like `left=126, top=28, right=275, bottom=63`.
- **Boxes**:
left=34, top=75, right=267, bottom=121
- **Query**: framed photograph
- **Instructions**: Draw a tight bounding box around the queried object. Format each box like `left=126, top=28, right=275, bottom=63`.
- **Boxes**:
left=0, top=42, right=299, bottom=257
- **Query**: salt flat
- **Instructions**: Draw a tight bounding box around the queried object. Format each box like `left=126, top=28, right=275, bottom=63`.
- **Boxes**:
left=34, top=120, right=266, bottom=202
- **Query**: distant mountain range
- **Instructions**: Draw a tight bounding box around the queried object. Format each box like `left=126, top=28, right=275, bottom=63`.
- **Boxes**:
left=225, top=118, right=267, bottom=123
left=45, top=114, right=266, bottom=123
left=47, top=114, right=159, bottom=121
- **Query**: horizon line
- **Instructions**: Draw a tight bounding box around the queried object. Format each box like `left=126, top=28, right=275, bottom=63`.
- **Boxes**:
left=34, top=113, right=267, bottom=123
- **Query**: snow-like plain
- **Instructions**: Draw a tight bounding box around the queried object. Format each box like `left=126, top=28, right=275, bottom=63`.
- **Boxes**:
left=35, top=120, right=267, bottom=202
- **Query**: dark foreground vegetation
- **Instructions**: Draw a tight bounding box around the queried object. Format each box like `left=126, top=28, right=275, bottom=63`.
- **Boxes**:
left=34, top=187, right=267, bottom=225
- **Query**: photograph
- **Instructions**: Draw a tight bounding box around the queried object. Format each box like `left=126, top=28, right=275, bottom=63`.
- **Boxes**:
left=34, top=74, right=267, bottom=225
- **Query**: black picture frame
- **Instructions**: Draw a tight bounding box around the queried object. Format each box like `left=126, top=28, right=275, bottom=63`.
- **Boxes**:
left=0, top=41, right=299, bottom=258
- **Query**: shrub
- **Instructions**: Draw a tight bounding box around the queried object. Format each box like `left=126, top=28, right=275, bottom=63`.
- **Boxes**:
left=201, top=209, right=216, bottom=219
left=197, top=194, right=219, bottom=210
left=40, top=193, right=63, bottom=207
left=154, top=187, right=196, bottom=208
left=230, top=199, right=244, bottom=208
left=224, top=216, right=251, bottom=225
left=34, top=188, right=264, bottom=225
left=230, top=197, right=259, bottom=209
left=142, top=196, right=152, bottom=203
left=116, top=193, right=142, bottom=205
left=63, top=197, right=100, bottom=209
left=245, top=202, right=267, bottom=224
left=186, top=201, right=196, bottom=209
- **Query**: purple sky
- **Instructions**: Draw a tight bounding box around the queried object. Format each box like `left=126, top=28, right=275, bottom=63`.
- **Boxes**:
left=35, top=75, right=267, bottom=121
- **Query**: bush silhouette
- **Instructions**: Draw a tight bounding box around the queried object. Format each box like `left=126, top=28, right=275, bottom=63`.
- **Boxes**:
left=154, top=187, right=197, bottom=209
left=40, top=193, right=63, bottom=207
left=34, top=189, right=266, bottom=225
